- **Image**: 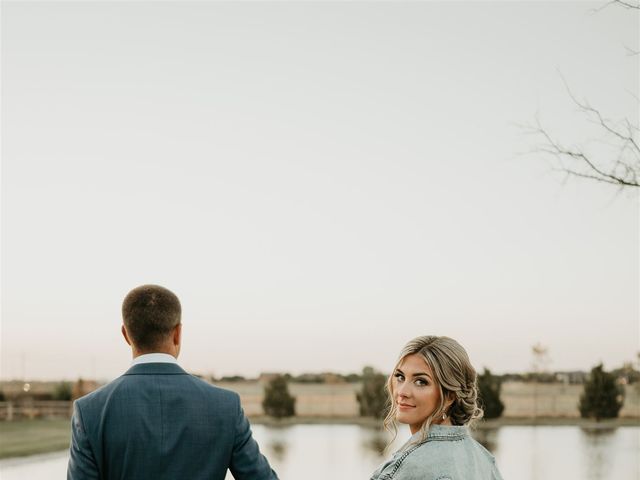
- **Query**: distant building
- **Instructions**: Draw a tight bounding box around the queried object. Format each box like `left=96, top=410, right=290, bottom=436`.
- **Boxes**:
left=72, top=378, right=100, bottom=400
left=258, top=373, right=281, bottom=385
left=1, top=381, right=62, bottom=401
left=554, top=371, right=588, bottom=385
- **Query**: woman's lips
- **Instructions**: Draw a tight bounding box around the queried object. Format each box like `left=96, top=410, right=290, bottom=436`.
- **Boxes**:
left=397, top=403, right=415, bottom=410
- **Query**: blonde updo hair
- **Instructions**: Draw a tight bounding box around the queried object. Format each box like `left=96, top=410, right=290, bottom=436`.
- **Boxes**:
left=384, top=335, right=483, bottom=445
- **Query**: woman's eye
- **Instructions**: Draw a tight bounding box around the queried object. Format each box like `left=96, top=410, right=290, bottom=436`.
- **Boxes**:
left=394, top=373, right=404, bottom=382
left=415, top=379, right=428, bottom=386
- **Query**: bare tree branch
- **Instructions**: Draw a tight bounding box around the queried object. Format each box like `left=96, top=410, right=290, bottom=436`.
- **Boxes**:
left=525, top=115, right=640, bottom=188
left=613, top=0, right=640, bottom=9
left=594, top=0, right=640, bottom=11
left=558, top=72, right=640, bottom=154
left=525, top=2, right=639, bottom=189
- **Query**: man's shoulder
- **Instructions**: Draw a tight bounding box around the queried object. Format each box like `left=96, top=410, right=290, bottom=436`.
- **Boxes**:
left=75, top=376, right=123, bottom=403
left=75, top=367, right=240, bottom=407
left=185, top=375, right=241, bottom=402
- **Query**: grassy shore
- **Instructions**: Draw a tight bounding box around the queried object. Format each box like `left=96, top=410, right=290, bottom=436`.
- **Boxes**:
left=1, top=416, right=637, bottom=460
left=0, top=419, right=70, bottom=459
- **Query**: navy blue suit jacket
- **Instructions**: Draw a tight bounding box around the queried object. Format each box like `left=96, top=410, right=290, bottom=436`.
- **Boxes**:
left=67, top=362, right=277, bottom=480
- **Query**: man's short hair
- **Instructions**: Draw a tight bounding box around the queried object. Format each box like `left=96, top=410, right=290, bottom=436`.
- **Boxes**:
left=122, top=285, right=181, bottom=351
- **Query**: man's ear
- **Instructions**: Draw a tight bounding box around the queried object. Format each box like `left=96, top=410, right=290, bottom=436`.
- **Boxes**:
left=121, top=325, right=132, bottom=346
left=173, top=323, right=182, bottom=347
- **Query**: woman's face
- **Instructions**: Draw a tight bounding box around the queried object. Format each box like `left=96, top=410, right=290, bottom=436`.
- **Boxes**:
left=392, top=353, right=448, bottom=434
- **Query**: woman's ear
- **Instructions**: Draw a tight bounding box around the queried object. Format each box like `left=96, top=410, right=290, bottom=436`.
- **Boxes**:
left=445, top=391, right=456, bottom=411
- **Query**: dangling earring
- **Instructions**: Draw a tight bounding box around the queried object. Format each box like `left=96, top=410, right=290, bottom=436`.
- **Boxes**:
left=442, top=412, right=447, bottom=420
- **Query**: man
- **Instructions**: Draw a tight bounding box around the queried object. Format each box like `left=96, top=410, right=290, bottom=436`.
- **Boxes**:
left=67, top=284, right=278, bottom=480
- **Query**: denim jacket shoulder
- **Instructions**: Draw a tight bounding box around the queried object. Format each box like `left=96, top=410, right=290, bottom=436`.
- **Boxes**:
left=370, top=425, right=503, bottom=480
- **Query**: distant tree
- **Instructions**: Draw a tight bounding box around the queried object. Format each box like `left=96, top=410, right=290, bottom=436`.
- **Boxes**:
left=52, top=382, right=72, bottom=401
left=524, top=372, right=557, bottom=383
left=356, top=366, right=387, bottom=418
left=262, top=375, right=295, bottom=418
left=72, top=378, right=87, bottom=400
left=611, top=362, right=640, bottom=384
left=342, top=373, right=362, bottom=383
left=579, top=364, right=624, bottom=421
left=294, top=373, right=325, bottom=384
left=477, top=369, right=505, bottom=419
left=220, top=375, right=246, bottom=382
left=500, top=372, right=527, bottom=382
left=530, top=343, right=552, bottom=420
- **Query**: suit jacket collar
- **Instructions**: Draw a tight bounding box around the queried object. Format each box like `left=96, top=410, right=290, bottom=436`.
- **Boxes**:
left=123, top=362, right=189, bottom=376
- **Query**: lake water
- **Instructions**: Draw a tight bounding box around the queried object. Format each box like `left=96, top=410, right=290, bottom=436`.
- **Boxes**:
left=0, top=424, right=638, bottom=479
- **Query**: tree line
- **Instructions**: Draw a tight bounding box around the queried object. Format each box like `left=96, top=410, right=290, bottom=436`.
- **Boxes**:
left=260, top=363, right=628, bottom=422
left=2, top=362, right=629, bottom=423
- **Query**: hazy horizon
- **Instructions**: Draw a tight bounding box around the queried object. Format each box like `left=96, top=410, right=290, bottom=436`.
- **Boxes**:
left=2, top=1, right=638, bottom=381
left=0, top=360, right=632, bottom=384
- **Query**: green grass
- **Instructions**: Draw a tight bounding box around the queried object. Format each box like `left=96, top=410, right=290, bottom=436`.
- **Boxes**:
left=0, top=419, right=71, bottom=459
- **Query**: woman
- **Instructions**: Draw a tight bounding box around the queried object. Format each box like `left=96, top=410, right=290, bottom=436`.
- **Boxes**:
left=370, top=335, right=504, bottom=480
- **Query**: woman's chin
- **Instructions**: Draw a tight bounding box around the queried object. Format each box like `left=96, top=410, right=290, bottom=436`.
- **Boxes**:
left=395, top=413, right=411, bottom=425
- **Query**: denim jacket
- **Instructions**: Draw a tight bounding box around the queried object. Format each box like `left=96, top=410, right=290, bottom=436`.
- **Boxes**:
left=370, top=425, right=503, bottom=480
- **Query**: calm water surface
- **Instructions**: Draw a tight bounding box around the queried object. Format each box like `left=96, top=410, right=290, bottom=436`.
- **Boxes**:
left=0, top=425, right=637, bottom=479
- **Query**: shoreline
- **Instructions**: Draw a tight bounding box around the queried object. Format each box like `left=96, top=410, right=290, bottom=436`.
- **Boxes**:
left=248, top=415, right=640, bottom=428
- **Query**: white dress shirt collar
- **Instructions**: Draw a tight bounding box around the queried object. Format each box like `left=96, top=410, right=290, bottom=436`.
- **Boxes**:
left=131, top=353, right=178, bottom=366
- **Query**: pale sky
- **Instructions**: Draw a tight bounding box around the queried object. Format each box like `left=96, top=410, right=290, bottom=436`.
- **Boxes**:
left=1, top=1, right=638, bottom=381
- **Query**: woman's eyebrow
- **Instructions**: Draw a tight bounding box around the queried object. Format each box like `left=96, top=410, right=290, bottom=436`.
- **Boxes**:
left=396, top=368, right=432, bottom=380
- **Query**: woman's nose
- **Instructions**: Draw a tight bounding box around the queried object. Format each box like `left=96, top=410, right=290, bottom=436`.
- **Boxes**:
left=397, top=382, right=410, bottom=397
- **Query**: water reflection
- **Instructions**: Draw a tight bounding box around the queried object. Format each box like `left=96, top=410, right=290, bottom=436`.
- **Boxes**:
left=580, top=427, right=616, bottom=480
left=266, top=440, right=288, bottom=463
left=358, top=423, right=409, bottom=464
left=495, top=426, right=639, bottom=480
left=471, top=427, right=499, bottom=454
left=1, top=425, right=638, bottom=480
left=249, top=424, right=391, bottom=479
left=361, top=434, right=387, bottom=456
left=262, top=425, right=290, bottom=463
left=529, top=426, right=542, bottom=480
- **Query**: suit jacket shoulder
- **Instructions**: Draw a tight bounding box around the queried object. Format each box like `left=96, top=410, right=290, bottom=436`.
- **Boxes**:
left=69, top=362, right=271, bottom=480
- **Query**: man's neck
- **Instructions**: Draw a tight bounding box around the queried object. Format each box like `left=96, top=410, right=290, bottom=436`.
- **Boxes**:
left=131, top=352, right=178, bottom=366
left=132, top=345, right=178, bottom=359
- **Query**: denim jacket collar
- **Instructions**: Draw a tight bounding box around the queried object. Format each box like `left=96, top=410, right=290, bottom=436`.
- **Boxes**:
left=399, top=425, right=469, bottom=452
